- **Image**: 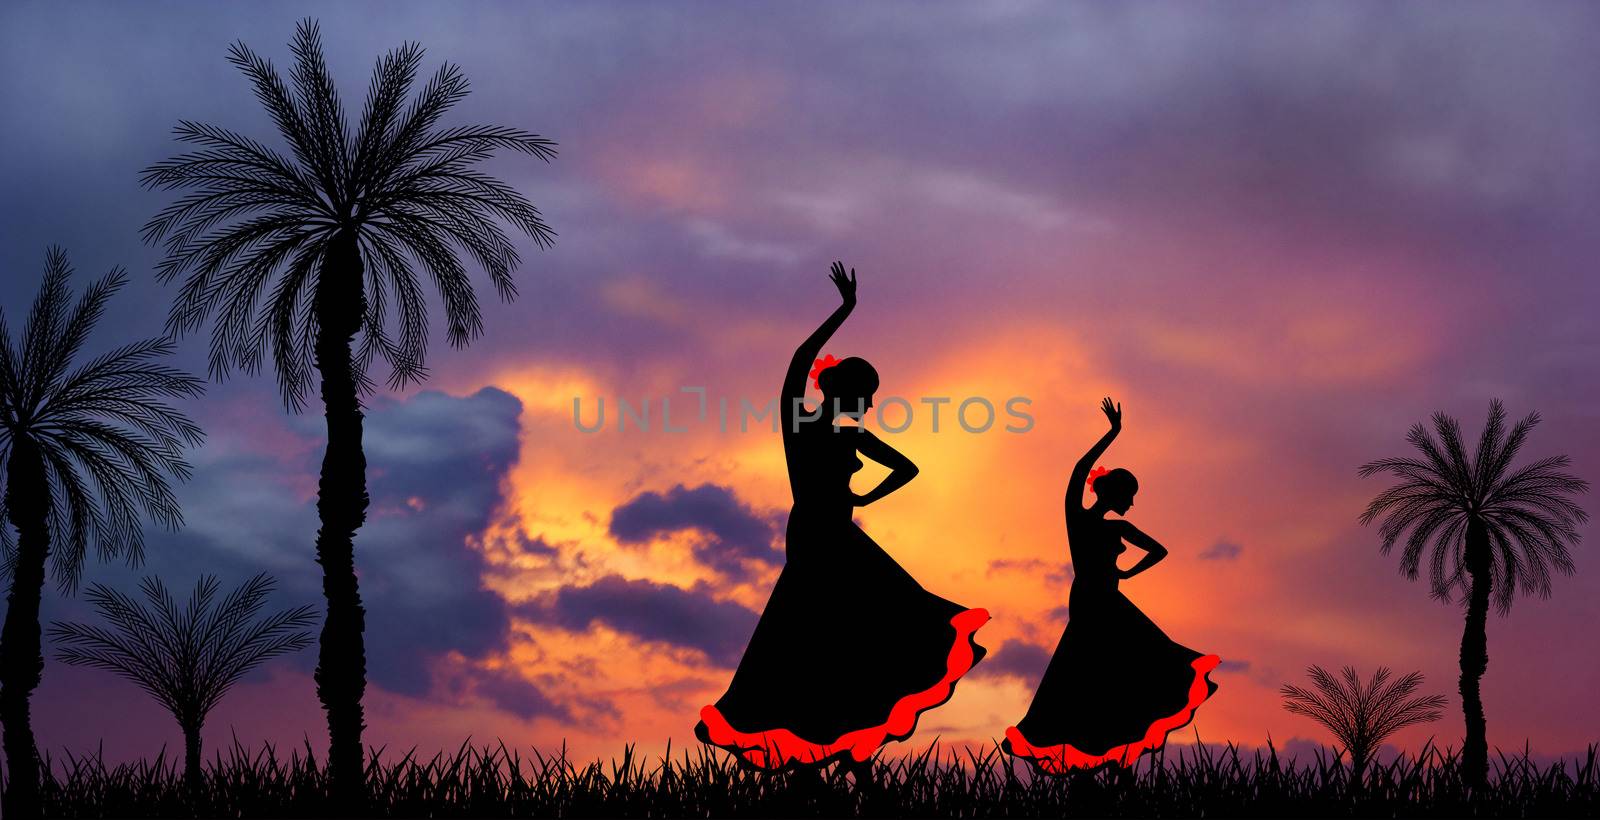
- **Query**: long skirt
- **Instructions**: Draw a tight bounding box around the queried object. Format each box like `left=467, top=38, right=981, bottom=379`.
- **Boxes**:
left=1003, top=583, right=1218, bottom=774
left=696, top=516, right=988, bottom=769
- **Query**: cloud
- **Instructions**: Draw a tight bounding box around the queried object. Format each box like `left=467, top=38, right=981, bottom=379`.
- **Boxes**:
left=684, top=218, right=805, bottom=266
left=68, top=388, right=538, bottom=711
left=10, top=0, right=1600, bottom=761
left=915, top=169, right=1113, bottom=234
left=466, top=667, right=573, bottom=722
left=340, top=389, right=526, bottom=697
left=987, top=557, right=1073, bottom=585
left=515, top=532, right=561, bottom=556
left=357, top=388, right=524, bottom=472
left=970, top=638, right=1053, bottom=687
left=1199, top=540, right=1243, bottom=561
left=609, top=483, right=782, bottom=576
left=517, top=574, right=759, bottom=667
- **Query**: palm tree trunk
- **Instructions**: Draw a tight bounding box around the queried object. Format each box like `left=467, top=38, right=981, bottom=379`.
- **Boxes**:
left=181, top=719, right=203, bottom=795
left=0, top=439, right=49, bottom=819
left=312, top=230, right=369, bottom=809
left=1459, top=518, right=1491, bottom=789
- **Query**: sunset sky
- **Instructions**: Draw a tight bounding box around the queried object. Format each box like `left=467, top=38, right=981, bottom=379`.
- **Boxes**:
left=1, top=1, right=1597, bottom=768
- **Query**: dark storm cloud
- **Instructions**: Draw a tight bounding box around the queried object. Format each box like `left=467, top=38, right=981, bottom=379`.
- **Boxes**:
left=609, top=483, right=781, bottom=576
left=517, top=574, right=759, bottom=667
left=39, top=387, right=535, bottom=706
left=336, top=388, right=524, bottom=696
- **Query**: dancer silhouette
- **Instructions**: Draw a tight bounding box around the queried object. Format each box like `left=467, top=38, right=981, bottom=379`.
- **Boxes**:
left=695, top=262, right=989, bottom=770
left=1003, top=398, right=1219, bottom=774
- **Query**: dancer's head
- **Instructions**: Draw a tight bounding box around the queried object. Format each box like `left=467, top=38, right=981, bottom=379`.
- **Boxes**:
left=1092, top=468, right=1138, bottom=514
left=819, top=356, right=878, bottom=419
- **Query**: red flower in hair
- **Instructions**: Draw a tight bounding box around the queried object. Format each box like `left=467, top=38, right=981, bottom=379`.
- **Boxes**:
left=1087, top=466, right=1109, bottom=492
left=810, top=354, right=842, bottom=391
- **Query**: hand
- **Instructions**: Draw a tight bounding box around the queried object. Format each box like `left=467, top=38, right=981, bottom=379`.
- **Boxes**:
left=829, top=261, right=857, bottom=306
left=1101, top=396, right=1122, bottom=431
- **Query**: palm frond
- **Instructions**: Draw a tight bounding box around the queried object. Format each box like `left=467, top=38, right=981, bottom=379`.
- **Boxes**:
left=1281, top=665, right=1445, bottom=768
left=144, top=19, right=556, bottom=410
left=350, top=41, right=424, bottom=191
left=49, top=573, right=316, bottom=730
left=287, top=19, right=350, bottom=207
left=0, top=248, right=204, bottom=590
left=1359, top=400, right=1587, bottom=612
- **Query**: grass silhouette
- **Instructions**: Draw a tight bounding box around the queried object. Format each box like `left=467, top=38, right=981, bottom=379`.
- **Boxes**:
left=25, top=737, right=1598, bottom=817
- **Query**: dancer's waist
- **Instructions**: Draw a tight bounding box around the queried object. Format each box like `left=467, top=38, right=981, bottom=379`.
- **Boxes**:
left=1070, top=574, right=1120, bottom=595
left=783, top=502, right=861, bottom=564
left=788, top=499, right=854, bottom=521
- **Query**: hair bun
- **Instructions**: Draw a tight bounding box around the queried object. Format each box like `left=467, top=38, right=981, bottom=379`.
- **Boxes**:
left=1087, top=466, right=1109, bottom=491
left=810, top=355, right=842, bottom=391
left=812, top=356, right=880, bottom=398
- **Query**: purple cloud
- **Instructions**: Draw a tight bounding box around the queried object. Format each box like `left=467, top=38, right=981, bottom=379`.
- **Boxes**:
left=54, top=388, right=535, bottom=707
left=988, top=557, right=1073, bottom=585
left=970, top=638, right=1053, bottom=687
left=518, top=574, right=759, bottom=666
left=609, top=483, right=782, bottom=576
left=468, top=668, right=572, bottom=722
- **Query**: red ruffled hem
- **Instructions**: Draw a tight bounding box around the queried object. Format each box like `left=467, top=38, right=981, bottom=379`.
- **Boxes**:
left=698, top=607, right=990, bottom=769
left=1005, top=654, right=1220, bottom=774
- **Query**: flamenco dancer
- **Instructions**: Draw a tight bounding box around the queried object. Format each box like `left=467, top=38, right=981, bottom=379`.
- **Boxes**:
left=695, top=262, right=989, bottom=774
left=1003, top=397, right=1219, bottom=775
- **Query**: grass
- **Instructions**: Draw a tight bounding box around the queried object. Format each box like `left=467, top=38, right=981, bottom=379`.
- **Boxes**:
left=31, top=738, right=1599, bottom=817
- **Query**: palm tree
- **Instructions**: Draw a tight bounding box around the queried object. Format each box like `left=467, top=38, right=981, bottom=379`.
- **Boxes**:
left=1280, top=665, right=1447, bottom=788
left=1359, top=400, right=1587, bottom=787
left=140, top=19, right=556, bottom=803
left=0, top=248, right=204, bottom=817
left=49, top=573, right=315, bottom=790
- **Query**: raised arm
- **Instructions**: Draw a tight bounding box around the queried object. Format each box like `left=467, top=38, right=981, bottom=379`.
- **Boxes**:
left=851, top=428, right=919, bottom=507
left=1111, top=519, right=1169, bottom=580
left=1066, top=397, right=1122, bottom=512
left=782, top=262, right=856, bottom=426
